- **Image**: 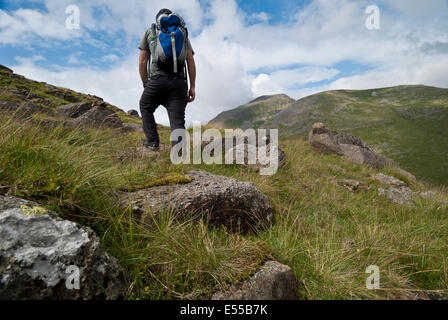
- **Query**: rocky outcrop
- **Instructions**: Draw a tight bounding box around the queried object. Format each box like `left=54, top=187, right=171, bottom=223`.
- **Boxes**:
left=57, top=102, right=93, bottom=118
left=0, top=101, right=19, bottom=112
left=69, top=105, right=123, bottom=129
left=309, top=123, right=394, bottom=170
left=378, top=187, right=414, bottom=206
left=373, top=174, right=414, bottom=205
left=212, top=261, right=299, bottom=300
left=0, top=101, right=44, bottom=118
left=0, top=195, right=127, bottom=300
left=373, top=173, right=407, bottom=188
left=127, top=109, right=140, bottom=117
left=117, top=170, right=273, bottom=234
left=201, top=134, right=286, bottom=174
left=56, top=102, right=123, bottom=129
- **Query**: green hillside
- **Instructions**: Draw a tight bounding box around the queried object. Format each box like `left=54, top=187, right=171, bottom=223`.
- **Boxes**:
left=0, top=65, right=140, bottom=124
left=209, top=86, right=448, bottom=186
left=210, top=94, right=295, bottom=129
left=1, top=69, right=448, bottom=300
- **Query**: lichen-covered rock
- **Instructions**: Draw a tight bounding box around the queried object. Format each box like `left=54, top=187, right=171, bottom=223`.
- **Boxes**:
left=373, top=173, right=407, bottom=188
left=309, top=123, right=394, bottom=170
left=373, top=173, right=414, bottom=206
left=378, top=187, right=414, bottom=206
left=212, top=261, right=299, bottom=300
left=0, top=195, right=127, bottom=300
left=117, top=170, right=273, bottom=234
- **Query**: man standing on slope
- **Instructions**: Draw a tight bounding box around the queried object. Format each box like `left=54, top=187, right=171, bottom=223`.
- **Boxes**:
left=139, top=8, right=196, bottom=151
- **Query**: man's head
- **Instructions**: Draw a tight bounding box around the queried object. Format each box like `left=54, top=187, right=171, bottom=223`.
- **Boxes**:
left=156, top=8, right=172, bottom=26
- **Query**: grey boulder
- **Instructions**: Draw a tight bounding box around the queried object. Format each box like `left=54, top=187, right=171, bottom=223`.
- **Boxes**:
left=0, top=195, right=127, bottom=300
left=69, top=105, right=123, bottom=129
left=117, top=170, right=273, bottom=234
left=309, top=123, right=394, bottom=170
left=57, top=102, right=93, bottom=118
left=212, top=261, right=299, bottom=300
left=373, top=174, right=414, bottom=206
left=127, top=109, right=140, bottom=117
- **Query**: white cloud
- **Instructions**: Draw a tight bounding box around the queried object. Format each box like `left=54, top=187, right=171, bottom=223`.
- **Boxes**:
left=251, top=67, right=340, bottom=97
left=0, top=8, right=81, bottom=44
left=5, top=0, right=448, bottom=126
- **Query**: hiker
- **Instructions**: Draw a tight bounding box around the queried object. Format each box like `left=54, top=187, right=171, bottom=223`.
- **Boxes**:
left=138, top=8, right=196, bottom=151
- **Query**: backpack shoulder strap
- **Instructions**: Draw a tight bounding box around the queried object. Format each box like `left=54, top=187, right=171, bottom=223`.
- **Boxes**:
left=151, top=23, right=157, bottom=40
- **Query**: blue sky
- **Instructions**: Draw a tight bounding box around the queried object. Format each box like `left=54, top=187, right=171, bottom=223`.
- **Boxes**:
left=1, top=0, right=448, bottom=125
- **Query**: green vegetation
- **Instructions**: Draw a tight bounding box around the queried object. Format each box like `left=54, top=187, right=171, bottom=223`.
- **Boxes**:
left=209, top=94, right=295, bottom=129
left=1, top=113, right=447, bottom=300
left=209, top=86, right=448, bottom=186
left=120, top=173, right=194, bottom=192
left=0, top=70, right=137, bottom=124
left=0, top=115, right=269, bottom=299
left=1, top=71, right=447, bottom=299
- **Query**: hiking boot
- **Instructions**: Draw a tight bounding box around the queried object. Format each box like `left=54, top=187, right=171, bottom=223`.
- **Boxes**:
left=143, top=139, right=160, bottom=152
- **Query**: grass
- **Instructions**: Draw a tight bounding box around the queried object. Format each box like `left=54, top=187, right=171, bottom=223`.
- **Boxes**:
left=210, top=85, right=448, bottom=187
left=0, top=71, right=140, bottom=125
left=0, top=113, right=447, bottom=300
left=0, top=115, right=269, bottom=299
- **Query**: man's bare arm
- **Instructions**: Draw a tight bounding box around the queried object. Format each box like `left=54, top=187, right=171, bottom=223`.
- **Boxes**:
left=186, top=50, right=196, bottom=102
left=139, top=50, right=150, bottom=86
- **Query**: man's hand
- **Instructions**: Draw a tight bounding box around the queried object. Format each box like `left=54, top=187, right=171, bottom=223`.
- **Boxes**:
left=188, top=87, right=196, bottom=103
left=186, top=50, right=196, bottom=103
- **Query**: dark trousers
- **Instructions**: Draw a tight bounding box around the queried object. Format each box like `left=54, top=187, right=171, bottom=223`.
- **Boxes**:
left=139, top=76, right=188, bottom=144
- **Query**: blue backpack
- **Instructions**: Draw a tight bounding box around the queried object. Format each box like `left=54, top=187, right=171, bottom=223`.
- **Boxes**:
left=151, top=13, right=189, bottom=75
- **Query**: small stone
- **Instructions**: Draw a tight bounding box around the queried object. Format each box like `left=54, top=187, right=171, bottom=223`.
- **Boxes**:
left=373, top=173, right=407, bottom=188
left=212, top=261, right=299, bottom=300
left=127, top=109, right=140, bottom=117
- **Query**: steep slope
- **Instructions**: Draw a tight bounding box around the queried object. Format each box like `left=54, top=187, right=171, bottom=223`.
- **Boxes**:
left=209, top=94, right=295, bottom=129
left=208, top=85, right=448, bottom=186
left=0, top=64, right=139, bottom=124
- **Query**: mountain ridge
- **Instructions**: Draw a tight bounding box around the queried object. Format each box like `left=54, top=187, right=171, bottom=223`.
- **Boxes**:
left=209, top=85, right=448, bottom=186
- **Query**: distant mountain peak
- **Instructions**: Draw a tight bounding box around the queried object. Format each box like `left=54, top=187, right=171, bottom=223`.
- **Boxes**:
left=248, top=94, right=294, bottom=104
left=209, top=85, right=448, bottom=185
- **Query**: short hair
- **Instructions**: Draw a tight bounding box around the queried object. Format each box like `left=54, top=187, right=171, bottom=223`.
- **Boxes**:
left=156, top=8, right=172, bottom=21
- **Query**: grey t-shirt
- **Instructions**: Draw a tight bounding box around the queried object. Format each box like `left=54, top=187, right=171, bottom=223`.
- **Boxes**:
left=139, top=28, right=194, bottom=78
